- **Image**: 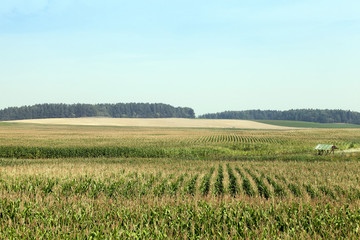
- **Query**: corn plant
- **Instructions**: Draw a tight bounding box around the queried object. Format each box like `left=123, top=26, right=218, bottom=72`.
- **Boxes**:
left=200, top=167, right=215, bottom=196
left=184, top=175, right=199, bottom=196
left=214, top=165, right=224, bottom=196
left=288, top=183, right=302, bottom=197
left=235, top=167, right=255, bottom=197
left=318, top=186, right=336, bottom=200
left=304, top=184, right=317, bottom=199
left=266, top=175, right=286, bottom=197
left=245, top=168, right=270, bottom=199
left=226, top=164, right=239, bottom=196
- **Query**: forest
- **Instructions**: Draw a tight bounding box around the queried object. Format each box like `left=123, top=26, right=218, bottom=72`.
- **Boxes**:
left=1, top=104, right=360, bottom=124
left=0, top=103, right=195, bottom=121
left=199, top=109, right=360, bottom=124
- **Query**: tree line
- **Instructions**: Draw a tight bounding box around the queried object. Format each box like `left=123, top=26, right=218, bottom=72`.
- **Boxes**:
left=198, top=109, right=360, bottom=124
left=0, top=103, right=195, bottom=121
left=1, top=104, right=359, bottom=124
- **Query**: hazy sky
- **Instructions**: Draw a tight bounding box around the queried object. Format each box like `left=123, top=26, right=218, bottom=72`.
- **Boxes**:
left=1, top=0, right=359, bottom=115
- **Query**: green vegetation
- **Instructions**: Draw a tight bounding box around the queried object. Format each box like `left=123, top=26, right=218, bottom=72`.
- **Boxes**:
left=1, top=123, right=359, bottom=159
left=245, top=168, right=271, bottom=199
left=257, top=120, right=360, bottom=128
left=200, top=167, right=215, bottom=196
left=226, top=164, right=239, bottom=196
left=184, top=174, right=198, bottom=195
left=199, top=109, right=360, bottom=125
left=1, top=159, right=360, bottom=238
left=288, top=183, right=302, bottom=197
left=304, top=183, right=318, bottom=199
left=0, top=102, right=195, bottom=120
left=266, top=175, right=286, bottom=197
left=235, top=167, right=255, bottom=196
left=214, top=164, right=224, bottom=196
left=1, top=197, right=359, bottom=239
left=0, top=123, right=360, bottom=238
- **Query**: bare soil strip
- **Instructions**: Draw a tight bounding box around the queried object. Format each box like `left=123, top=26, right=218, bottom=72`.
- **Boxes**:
left=5, top=118, right=296, bottom=129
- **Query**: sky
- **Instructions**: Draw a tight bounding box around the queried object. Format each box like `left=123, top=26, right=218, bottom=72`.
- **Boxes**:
left=1, top=0, right=359, bottom=115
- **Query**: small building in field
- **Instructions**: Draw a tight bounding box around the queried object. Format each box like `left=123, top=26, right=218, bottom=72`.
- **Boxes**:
left=315, top=144, right=337, bottom=155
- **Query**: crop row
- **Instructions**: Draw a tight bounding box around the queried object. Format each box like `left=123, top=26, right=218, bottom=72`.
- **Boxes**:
left=1, top=165, right=360, bottom=201
left=192, top=135, right=283, bottom=144
left=0, top=146, right=223, bottom=159
left=1, top=198, right=359, bottom=239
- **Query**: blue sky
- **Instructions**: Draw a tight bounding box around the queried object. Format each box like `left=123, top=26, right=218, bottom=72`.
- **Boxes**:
left=1, top=0, right=359, bottom=115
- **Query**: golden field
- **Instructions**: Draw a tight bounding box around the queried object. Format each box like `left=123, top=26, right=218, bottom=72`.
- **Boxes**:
left=7, top=117, right=296, bottom=129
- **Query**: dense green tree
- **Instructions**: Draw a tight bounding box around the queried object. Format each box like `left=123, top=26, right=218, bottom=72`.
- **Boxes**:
left=199, top=109, right=360, bottom=124
left=0, top=103, right=195, bottom=121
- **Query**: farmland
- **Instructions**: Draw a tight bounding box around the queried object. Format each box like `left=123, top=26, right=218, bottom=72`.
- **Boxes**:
left=256, top=120, right=360, bottom=129
left=1, top=121, right=360, bottom=238
left=7, top=117, right=295, bottom=129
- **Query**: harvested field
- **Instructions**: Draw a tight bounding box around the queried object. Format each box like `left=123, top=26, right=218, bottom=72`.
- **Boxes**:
left=6, top=117, right=296, bottom=129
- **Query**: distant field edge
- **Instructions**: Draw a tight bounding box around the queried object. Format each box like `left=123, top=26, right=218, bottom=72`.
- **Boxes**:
left=255, top=120, right=360, bottom=128
left=3, top=118, right=296, bottom=130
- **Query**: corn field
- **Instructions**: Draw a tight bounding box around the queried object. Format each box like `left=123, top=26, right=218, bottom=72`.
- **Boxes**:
left=0, top=123, right=360, bottom=238
left=1, top=158, right=360, bottom=238
left=0, top=124, right=359, bottom=160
